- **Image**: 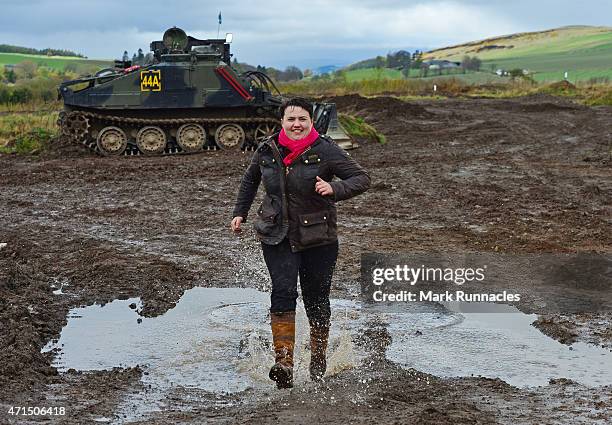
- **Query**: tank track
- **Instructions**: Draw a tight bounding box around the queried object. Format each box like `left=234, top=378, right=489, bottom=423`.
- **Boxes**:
left=60, top=110, right=279, bottom=156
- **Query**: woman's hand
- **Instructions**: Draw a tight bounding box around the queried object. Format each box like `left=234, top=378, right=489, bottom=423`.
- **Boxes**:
left=231, top=216, right=244, bottom=233
left=315, top=176, right=334, bottom=196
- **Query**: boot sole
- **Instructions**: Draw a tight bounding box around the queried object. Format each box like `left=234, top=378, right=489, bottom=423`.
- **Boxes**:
left=269, top=364, right=293, bottom=389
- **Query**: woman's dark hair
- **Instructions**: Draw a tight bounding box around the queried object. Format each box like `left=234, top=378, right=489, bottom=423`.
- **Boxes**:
left=279, top=97, right=314, bottom=120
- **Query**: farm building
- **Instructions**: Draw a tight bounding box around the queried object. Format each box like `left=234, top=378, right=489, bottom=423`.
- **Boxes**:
left=424, top=60, right=461, bottom=70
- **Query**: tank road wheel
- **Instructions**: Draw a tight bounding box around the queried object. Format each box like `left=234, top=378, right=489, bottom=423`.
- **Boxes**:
left=136, top=126, right=167, bottom=155
left=214, top=123, right=245, bottom=150
left=177, top=123, right=206, bottom=152
left=254, top=123, right=280, bottom=144
left=97, top=126, right=127, bottom=156
left=62, top=111, right=90, bottom=142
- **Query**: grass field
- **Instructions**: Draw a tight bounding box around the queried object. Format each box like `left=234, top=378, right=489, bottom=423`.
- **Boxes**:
left=339, top=68, right=507, bottom=84
left=339, top=27, right=612, bottom=84
left=424, top=26, right=612, bottom=82
left=413, top=72, right=506, bottom=84
left=0, top=52, right=111, bottom=71
left=343, top=68, right=403, bottom=81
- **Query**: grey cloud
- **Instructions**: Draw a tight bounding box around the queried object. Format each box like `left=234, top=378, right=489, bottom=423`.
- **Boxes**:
left=1, top=0, right=610, bottom=68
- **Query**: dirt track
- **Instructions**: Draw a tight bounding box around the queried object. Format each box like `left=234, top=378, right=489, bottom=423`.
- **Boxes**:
left=1, top=95, right=611, bottom=424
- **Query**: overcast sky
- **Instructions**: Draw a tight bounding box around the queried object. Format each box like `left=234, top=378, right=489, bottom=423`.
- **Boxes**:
left=1, top=1, right=610, bottom=69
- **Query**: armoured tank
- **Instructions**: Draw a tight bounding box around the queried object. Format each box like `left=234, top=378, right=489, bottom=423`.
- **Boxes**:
left=57, top=27, right=350, bottom=156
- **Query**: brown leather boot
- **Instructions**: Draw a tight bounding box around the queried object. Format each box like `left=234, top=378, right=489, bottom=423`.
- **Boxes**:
left=269, top=311, right=295, bottom=389
left=309, top=322, right=329, bottom=382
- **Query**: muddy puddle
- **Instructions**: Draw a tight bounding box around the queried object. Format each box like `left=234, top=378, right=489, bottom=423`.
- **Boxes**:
left=43, top=288, right=362, bottom=392
left=43, top=287, right=612, bottom=422
left=384, top=304, right=612, bottom=387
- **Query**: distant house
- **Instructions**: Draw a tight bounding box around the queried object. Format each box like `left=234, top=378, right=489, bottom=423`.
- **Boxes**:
left=424, top=60, right=461, bottom=70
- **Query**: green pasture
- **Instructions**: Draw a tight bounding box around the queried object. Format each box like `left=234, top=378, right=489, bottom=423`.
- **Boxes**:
left=343, top=68, right=403, bottom=81
left=427, top=27, right=612, bottom=60
left=425, top=26, right=612, bottom=82
left=334, top=64, right=608, bottom=84
left=527, top=69, right=612, bottom=83
left=342, top=68, right=507, bottom=84
left=0, top=52, right=110, bottom=71
left=407, top=72, right=505, bottom=84
left=480, top=44, right=612, bottom=79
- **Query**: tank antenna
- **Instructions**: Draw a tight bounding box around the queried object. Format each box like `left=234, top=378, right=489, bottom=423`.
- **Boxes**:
left=217, top=11, right=222, bottom=38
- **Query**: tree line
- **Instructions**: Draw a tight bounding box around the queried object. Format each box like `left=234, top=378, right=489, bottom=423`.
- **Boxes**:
left=232, top=59, right=304, bottom=82
left=0, top=44, right=85, bottom=58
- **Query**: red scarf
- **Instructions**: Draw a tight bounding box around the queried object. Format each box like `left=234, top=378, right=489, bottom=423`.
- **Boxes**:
left=278, top=127, right=319, bottom=166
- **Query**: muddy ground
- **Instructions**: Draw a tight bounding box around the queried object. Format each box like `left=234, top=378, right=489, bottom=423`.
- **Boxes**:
left=0, top=94, right=611, bottom=424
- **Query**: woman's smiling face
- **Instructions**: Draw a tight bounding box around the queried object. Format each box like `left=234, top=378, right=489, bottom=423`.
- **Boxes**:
left=281, top=106, right=313, bottom=141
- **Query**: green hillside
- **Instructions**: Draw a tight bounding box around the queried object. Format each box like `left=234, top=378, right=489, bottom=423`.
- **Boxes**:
left=341, top=68, right=506, bottom=84
left=344, top=68, right=403, bottom=81
left=0, top=52, right=110, bottom=71
left=424, top=26, right=612, bottom=82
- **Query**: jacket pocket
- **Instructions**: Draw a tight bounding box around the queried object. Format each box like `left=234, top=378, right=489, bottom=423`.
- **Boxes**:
left=298, top=210, right=330, bottom=246
left=301, top=164, right=320, bottom=180
left=254, top=196, right=280, bottom=236
left=260, top=158, right=280, bottom=190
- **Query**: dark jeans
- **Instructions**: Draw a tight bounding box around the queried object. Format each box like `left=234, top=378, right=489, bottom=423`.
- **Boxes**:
left=262, top=239, right=339, bottom=327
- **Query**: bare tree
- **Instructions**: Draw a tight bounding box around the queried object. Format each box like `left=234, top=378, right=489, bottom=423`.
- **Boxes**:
left=17, top=60, right=37, bottom=79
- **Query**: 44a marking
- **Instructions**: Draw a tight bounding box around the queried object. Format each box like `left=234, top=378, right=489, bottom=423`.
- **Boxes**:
left=140, top=70, right=162, bottom=92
